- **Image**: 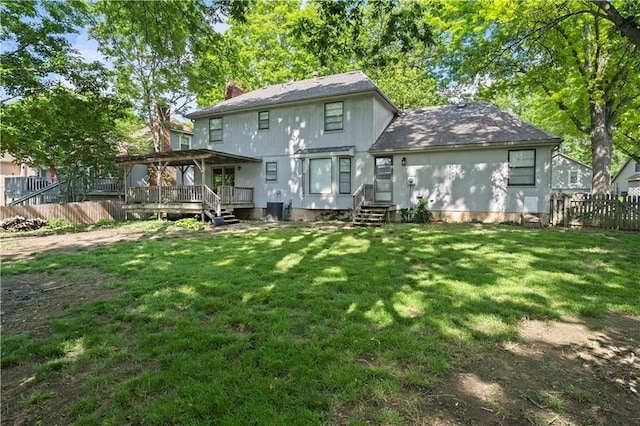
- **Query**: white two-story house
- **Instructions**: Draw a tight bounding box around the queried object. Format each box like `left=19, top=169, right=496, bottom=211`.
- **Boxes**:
left=117, top=71, right=561, bottom=224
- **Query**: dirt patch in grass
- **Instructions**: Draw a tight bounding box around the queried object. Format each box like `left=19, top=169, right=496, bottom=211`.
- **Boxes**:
left=1, top=268, right=121, bottom=338
left=419, top=314, right=640, bottom=425
left=1, top=267, right=122, bottom=425
left=0, top=225, right=167, bottom=260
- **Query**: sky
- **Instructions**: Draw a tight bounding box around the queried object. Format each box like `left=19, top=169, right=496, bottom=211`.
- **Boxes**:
left=68, top=30, right=107, bottom=65
left=67, top=24, right=230, bottom=121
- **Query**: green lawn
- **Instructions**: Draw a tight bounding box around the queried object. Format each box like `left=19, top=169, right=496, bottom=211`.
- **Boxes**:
left=2, top=223, right=639, bottom=424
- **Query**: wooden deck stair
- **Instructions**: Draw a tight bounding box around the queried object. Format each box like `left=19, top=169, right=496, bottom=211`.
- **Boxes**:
left=353, top=204, right=390, bottom=227
left=203, top=207, right=240, bottom=225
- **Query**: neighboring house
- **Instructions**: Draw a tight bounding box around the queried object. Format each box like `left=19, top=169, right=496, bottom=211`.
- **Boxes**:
left=551, top=152, right=592, bottom=195
left=1, top=154, right=50, bottom=206
left=127, top=118, right=195, bottom=188
left=118, top=71, right=561, bottom=223
left=612, top=157, right=640, bottom=196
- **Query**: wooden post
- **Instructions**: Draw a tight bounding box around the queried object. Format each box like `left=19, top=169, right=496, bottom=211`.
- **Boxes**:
left=562, top=194, right=569, bottom=227
left=123, top=164, right=131, bottom=204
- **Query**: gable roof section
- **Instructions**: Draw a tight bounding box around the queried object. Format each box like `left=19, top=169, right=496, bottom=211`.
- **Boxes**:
left=186, top=71, right=398, bottom=119
left=553, top=152, right=592, bottom=170
left=370, top=102, right=560, bottom=153
left=612, top=157, right=637, bottom=183
left=132, top=118, right=193, bottom=139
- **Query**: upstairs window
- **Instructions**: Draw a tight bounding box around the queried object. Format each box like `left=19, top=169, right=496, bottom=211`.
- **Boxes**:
left=324, top=101, right=343, bottom=131
left=180, top=134, right=190, bottom=150
left=635, top=162, right=640, bottom=172
left=508, top=149, right=536, bottom=186
left=209, top=118, right=222, bottom=143
left=258, top=111, right=269, bottom=130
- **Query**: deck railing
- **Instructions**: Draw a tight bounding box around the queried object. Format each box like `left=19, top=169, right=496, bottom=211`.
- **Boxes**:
left=217, top=185, right=254, bottom=204
left=127, top=185, right=252, bottom=208
left=127, top=185, right=201, bottom=203
left=203, top=185, right=221, bottom=216
left=90, top=178, right=123, bottom=193
left=6, top=176, right=123, bottom=205
left=352, top=183, right=374, bottom=212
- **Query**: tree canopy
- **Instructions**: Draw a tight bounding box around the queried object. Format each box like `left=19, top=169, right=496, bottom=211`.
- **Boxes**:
left=428, top=0, right=639, bottom=194
left=90, top=0, right=248, bottom=152
left=0, top=0, right=113, bottom=104
left=0, top=85, right=130, bottom=199
left=217, top=0, right=442, bottom=109
left=2, top=0, right=637, bottom=195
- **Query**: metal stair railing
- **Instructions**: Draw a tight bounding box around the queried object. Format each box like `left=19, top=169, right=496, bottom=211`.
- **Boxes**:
left=9, top=181, right=64, bottom=206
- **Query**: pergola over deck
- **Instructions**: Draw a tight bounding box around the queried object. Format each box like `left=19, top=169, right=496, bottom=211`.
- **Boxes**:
left=115, top=149, right=262, bottom=219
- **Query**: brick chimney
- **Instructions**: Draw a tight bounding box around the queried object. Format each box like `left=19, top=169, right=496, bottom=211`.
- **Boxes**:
left=225, top=81, right=245, bottom=100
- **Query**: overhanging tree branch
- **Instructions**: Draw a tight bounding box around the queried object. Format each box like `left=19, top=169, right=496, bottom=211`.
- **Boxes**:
left=593, top=0, right=640, bottom=48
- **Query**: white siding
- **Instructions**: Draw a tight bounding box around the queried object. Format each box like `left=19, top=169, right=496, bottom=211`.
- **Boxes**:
left=192, top=95, right=395, bottom=210
left=613, top=159, right=640, bottom=194
left=396, top=146, right=554, bottom=215
left=129, top=165, right=148, bottom=186
left=551, top=154, right=592, bottom=193
left=373, top=94, right=397, bottom=141
left=192, top=94, right=377, bottom=155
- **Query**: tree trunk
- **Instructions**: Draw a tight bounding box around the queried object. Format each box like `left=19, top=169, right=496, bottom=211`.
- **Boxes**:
left=590, top=102, right=613, bottom=195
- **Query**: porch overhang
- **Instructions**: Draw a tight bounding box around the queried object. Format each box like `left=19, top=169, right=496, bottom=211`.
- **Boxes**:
left=115, top=149, right=262, bottom=167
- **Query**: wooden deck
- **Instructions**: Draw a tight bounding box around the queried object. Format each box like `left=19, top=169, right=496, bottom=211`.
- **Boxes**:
left=123, top=185, right=254, bottom=217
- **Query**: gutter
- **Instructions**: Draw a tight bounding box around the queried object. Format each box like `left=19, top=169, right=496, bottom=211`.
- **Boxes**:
left=186, top=88, right=399, bottom=119
left=368, top=138, right=562, bottom=155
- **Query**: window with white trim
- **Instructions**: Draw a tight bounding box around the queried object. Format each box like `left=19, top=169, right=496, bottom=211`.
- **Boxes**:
left=209, top=118, right=222, bottom=143
left=324, top=101, right=343, bottom=131
left=309, top=158, right=332, bottom=194
left=180, top=134, right=190, bottom=150
left=258, top=111, right=269, bottom=130
left=266, top=162, right=277, bottom=181
left=569, top=170, right=578, bottom=185
left=339, top=158, right=351, bottom=194
left=508, top=149, right=536, bottom=186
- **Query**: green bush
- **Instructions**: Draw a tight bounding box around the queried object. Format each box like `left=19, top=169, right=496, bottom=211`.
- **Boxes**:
left=174, top=217, right=202, bottom=231
left=46, top=218, right=75, bottom=230
left=401, top=200, right=433, bottom=223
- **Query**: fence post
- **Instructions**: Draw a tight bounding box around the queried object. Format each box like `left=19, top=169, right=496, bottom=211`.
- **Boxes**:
left=562, top=194, right=569, bottom=227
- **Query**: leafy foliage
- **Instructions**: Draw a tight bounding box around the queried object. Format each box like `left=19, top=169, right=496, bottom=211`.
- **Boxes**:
left=215, top=0, right=442, bottom=109
left=0, top=85, right=130, bottom=200
left=0, top=0, right=93, bottom=101
left=428, top=0, right=639, bottom=193
left=90, top=0, right=247, bottom=150
left=401, top=199, right=433, bottom=223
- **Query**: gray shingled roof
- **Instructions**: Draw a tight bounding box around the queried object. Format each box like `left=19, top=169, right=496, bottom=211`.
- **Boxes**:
left=186, top=71, right=397, bottom=119
left=370, top=102, right=560, bottom=152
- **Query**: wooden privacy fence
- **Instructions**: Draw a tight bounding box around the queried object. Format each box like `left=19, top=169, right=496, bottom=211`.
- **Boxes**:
left=0, top=200, right=126, bottom=224
left=551, top=194, right=640, bottom=231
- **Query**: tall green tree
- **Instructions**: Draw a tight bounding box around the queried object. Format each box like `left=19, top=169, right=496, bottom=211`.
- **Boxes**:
left=0, top=0, right=100, bottom=102
left=296, top=0, right=441, bottom=108
left=199, top=0, right=329, bottom=105
left=0, top=85, right=130, bottom=200
left=90, top=0, right=247, bottom=152
left=218, top=0, right=441, bottom=109
left=430, top=0, right=639, bottom=194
